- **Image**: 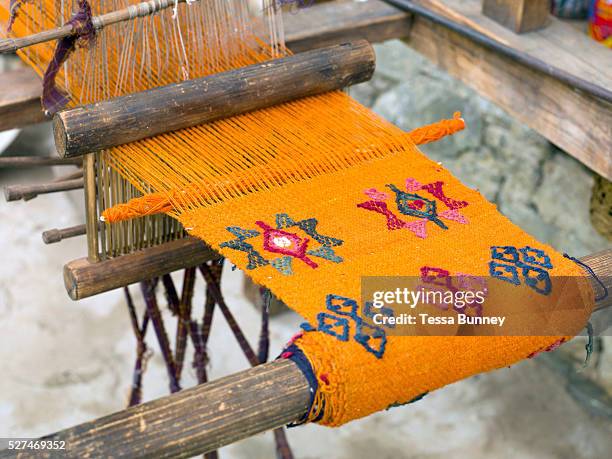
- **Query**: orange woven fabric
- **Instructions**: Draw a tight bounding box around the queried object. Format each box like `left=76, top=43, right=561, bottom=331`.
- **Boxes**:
left=175, top=142, right=593, bottom=426
left=2, top=0, right=595, bottom=427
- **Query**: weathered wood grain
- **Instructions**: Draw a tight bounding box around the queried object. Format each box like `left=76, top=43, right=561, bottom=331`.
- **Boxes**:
left=0, top=359, right=310, bottom=459
left=414, top=0, right=611, bottom=95
left=63, top=236, right=219, bottom=300
left=482, top=0, right=551, bottom=33
left=54, top=40, right=376, bottom=157
left=582, top=249, right=612, bottom=313
left=0, top=67, right=47, bottom=132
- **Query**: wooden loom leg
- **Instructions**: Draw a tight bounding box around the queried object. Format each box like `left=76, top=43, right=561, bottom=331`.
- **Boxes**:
left=124, top=262, right=295, bottom=458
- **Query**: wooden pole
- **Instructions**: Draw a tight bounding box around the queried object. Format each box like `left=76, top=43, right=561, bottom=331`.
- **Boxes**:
left=63, top=236, right=219, bottom=300
left=22, top=169, right=83, bottom=200
left=2, top=250, right=610, bottom=459
left=0, top=0, right=199, bottom=54
left=83, top=153, right=99, bottom=262
left=4, top=177, right=83, bottom=201
left=0, top=359, right=310, bottom=459
left=0, top=156, right=81, bottom=168
left=53, top=40, right=376, bottom=157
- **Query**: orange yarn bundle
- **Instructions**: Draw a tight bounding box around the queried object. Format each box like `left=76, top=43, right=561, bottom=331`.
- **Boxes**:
left=2, top=0, right=595, bottom=427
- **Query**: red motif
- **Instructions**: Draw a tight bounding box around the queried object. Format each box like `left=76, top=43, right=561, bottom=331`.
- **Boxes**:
left=420, top=181, right=468, bottom=210
left=255, top=221, right=318, bottom=268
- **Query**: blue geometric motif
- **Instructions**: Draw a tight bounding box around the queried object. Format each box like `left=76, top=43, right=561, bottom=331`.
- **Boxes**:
left=317, top=313, right=349, bottom=341
left=302, top=294, right=388, bottom=358
left=519, top=246, right=553, bottom=269
left=489, top=245, right=553, bottom=295
left=326, top=294, right=358, bottom=318
left=355, top=321, right=387, bottom=359
left=489, top=261, right=520, bottom=286
left=521, top=265, right=552, bottom=295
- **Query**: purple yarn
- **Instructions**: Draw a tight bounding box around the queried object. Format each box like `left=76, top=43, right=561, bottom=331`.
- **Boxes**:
left=6, top=0, right=31, bottom=32
left=42, top=0, right=96, bottom=114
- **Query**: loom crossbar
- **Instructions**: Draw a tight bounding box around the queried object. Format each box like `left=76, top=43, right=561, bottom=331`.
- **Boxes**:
left=53, top=40, right=376, bottom=158
left=64, top=237, right=219, bottom=300
left=2, top=249, right=610, bottom=459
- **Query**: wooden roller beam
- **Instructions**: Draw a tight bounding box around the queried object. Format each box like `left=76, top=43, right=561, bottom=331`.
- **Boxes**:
left=0, top=359, right=310, bottom=459
left=64, top=236, right=219, bottom=300
left=3, top=250, right=611, bottom=458
left=53, top=40, right=376, bottom=158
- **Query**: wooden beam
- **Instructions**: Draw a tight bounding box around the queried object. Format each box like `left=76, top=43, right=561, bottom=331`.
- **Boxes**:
left=54, top=40, right=375, bottom=157
left=283, top=0, right=414, bottom=52
left=0, top=67, right=47, bottom=132
left=0, top=359, right=310, bottom=459
left=4, top=249, right=611, bottom=459
left=482, top=0, right=551, bottom=33
left=63, top=236, right=219, bottom=300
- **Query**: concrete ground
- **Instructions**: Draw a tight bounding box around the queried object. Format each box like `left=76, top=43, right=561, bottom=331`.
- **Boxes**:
left=1, top=40, right=611, bottom=458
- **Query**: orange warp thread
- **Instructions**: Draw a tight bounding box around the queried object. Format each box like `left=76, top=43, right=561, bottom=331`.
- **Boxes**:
left=101, top=113, right=467, bottom=223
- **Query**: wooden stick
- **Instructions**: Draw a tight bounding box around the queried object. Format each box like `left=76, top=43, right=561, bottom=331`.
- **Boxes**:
left=53, top=40, right=376, bottom=157
left=0, top=156, right=81, bottom=168
left=4, top=177, right=83, bottom=201
left=42, top=224, right=86, bottom=244
left=0, top=0, right=198, bottom=54
left=83, top=153, right=99, bottom=261
left=2, top=250, right=610, bottom=459
left=23, top=169, right=83, bottom=200
left=63, top=236, right=219, bottom=300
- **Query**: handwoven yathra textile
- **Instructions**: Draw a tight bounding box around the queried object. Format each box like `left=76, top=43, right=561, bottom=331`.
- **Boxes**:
left=2, top=0, right=595, bottom=427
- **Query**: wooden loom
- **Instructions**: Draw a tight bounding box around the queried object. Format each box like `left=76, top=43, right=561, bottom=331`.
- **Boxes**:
left=0, top=0, right=610, bottom=457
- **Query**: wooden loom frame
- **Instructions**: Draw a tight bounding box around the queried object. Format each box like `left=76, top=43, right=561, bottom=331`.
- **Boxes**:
left=0, top=0, right=611, bottom=457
